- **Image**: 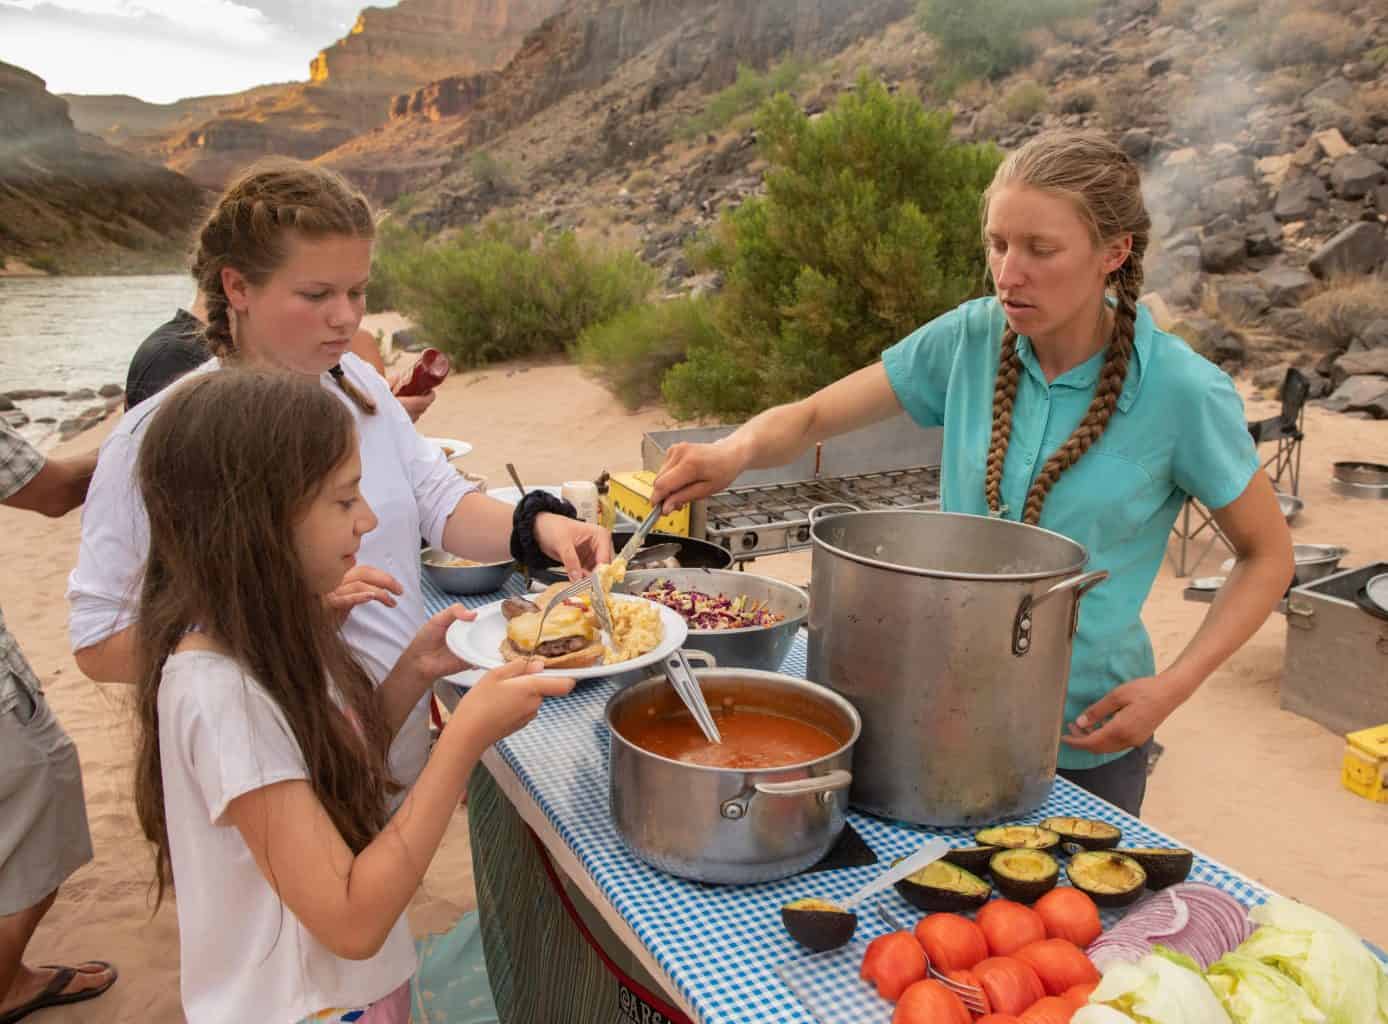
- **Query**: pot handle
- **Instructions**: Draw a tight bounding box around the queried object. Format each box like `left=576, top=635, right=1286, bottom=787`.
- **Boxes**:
left=808, top=502, right=861, bottom=526
left=721, top=769, right=853, bottom=819
left=1012, top=569, right=1109, bottom=657
left=680, top=649, right=718, bottom=669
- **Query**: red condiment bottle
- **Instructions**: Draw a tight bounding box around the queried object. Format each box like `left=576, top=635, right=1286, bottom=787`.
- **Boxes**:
left=393, top=348, right=450, bottom=396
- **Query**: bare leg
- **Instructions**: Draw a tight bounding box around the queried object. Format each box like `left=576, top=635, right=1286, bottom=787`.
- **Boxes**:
left=0, top=889, right=114, bottom=1015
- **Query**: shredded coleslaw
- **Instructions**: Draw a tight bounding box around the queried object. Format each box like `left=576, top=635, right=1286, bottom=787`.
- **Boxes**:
left=638, top=579, right=784, bottom=630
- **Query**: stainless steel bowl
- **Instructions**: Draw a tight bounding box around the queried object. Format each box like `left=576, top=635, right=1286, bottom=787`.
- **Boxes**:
left=1292, top=544, right=1348, bottom=586
left=617, top=568, right=808, bottom=672
left=421, top=548, right=515, bottom=595
left=1276, top=493, right=1304, bottom=523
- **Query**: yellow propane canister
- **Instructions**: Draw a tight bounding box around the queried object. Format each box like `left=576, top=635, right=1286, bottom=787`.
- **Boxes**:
left=1341, top=723, right=1388, bottom=803
left=608, top=471, right=689, bottom=536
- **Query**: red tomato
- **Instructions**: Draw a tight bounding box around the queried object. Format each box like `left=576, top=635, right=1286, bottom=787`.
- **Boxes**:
left=977, top=900, right=1048, bottom=957
left=1013, top=939, right=1101, bottom=996
left=1034, top=888, right=1102, bottom=948
left=860, top=931, right=927, bottom=1002
left=1019, top=995, right=1077, bottom=1023
left=915, top=913, right=990, bottom=972
left=975, top=1017, right=1024, bottom=1024
left=973, top=956, right=1046, bottom=1016
left=944, top=969, right=991, bottom=1015
left=892, top=979, right=972, bottom=1024
left=1061, top=982, right=1097, bottom=1009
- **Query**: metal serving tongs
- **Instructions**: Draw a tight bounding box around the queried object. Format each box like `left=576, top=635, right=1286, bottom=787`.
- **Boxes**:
left=617, top=506, right=664, bottom=566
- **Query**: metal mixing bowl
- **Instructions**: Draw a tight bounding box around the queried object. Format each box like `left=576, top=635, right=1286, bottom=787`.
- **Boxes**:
left=1276, top=493, right=1304, bottom=523
left=1291, top=544, right=1348, bottom=586
left=421, top=548, right=516, bottom=595
left=617, top=568, right=808, bottom=672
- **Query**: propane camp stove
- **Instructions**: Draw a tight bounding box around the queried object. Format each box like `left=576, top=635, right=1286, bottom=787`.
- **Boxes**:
left=641, top=417, right=944, bottom=562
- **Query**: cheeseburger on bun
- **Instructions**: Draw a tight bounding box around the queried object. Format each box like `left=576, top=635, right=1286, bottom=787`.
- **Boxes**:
left=499, top=586, right=605, bottom=668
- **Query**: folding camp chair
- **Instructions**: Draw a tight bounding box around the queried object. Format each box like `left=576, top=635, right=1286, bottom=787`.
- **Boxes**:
left=1168, top=368, right=1310, bottom=577
left=1247, top=367, right=1309, bottom=496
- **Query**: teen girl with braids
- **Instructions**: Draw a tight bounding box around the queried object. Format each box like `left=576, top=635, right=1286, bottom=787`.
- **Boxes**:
left=68, top=158, right=609, bottom=790
left=651, top=132, right=1293, bottom=815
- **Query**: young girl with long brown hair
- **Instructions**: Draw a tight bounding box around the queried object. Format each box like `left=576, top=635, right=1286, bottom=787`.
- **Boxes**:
left=132, top=369, right=572, bottom=1023
left=649, top=130, right=1293, bottom=816
left=69, top=158, right=608, bottom=791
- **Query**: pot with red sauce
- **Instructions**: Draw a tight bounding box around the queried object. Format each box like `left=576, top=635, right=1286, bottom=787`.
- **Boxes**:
left=605, top=669, right=860, bottom=884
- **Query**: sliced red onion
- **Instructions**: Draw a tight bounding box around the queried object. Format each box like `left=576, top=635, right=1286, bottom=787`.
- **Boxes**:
left=1085, top=882, right=1253, bottom=970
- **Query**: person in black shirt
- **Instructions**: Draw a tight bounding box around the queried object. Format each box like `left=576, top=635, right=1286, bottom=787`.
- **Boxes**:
left=124, top=303, right=210, bottom=411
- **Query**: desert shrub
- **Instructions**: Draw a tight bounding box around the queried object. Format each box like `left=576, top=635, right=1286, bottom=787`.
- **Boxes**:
left=1000, top=80, right=1048, bottom=122
left=373, top=219, right=658, bottom=366
left=1260, top=68, right=1315, bottom=106
left=626, top=170, right=657, bottom=191
left=1367, top=45, right=1388, bottom=69
left=469, top=150, right=511, bottom=189
left=917, top=0, right=1100, bottom=84
left=662, top=75, right=1001, bottom=420
left=577, top=297, right=719, bottom=410
left=1301, top=277, right=1388, bottom=350
left=1248, top=11, right=1357, bottom=70
left=680, top=56, right=813, bottom=140
left=29, top=253, right=60, bottom=274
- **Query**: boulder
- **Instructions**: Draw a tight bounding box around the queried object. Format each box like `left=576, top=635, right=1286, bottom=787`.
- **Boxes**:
left=1333, top=348, right=1388, bottom=384
left=1162, top=272, right=1203, bottom=310
left=1244, top=212, right=1283, bottom=256
left=1311, top=126, right=1355, bottom=159
left=1214, top=280, right=1270, bottom=323
left=1307, top=79, right=1356, bottom=108
left=1329, top=154, right=1386, bottom=200
left=1173, top=312, right=1245, bottom=364
left=0, top=395, right=14, bottom=412
left=1120, top=128, right=1153, bottom=159
left=1139, top=291, right=1174, bottom=330
left=1273, top=174, right=1327, bottom=221
left=1267, top=307, right=1319, bottom=342
left=1308, top=222, right=1388, bottom=278
left=62, top=387, right=96, bottom=402
left=2, top=389, right=65, bottom=401
left=1360, top=319, right=1388, bottom=350
left=1320, top=375, right=1388, bottom=417
left=1253, top=363, right=1291, bottom=390
left=97, top=383, right=123, bottom=399
left=1373, top=182, right=1388, bottom=214
left=1200, top=233, right=1247, bottom=272
left=1145, top=55, right=1173, bottom=76
left=1257, top=266, right=1317, bottom=307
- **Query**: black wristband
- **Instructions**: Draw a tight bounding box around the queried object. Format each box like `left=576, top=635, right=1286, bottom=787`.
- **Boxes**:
left=509, top=490, right=579, bottom=571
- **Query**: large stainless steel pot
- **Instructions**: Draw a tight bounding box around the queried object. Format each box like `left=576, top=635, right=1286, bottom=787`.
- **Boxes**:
left=807, top=508, right=1107, bottom=827
left=606, top=669, right=860, bottom=885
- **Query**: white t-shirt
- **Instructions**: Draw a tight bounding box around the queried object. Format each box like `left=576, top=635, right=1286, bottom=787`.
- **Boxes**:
left=158, top=650, right=416, bottom=1024
left=66, top=353, right=474, bottom=786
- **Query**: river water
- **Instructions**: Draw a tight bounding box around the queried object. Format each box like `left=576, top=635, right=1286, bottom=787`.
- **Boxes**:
left=0, top=274, right=193, bottom=447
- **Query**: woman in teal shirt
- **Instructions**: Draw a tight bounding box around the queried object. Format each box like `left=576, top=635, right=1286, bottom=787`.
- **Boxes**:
left=651, top=131, right=1293, bottom=815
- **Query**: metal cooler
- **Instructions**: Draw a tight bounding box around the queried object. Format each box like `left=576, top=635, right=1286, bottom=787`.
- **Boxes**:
left=640, top=416, right=943, bottom=561
left=1283, top=562, right=1388, bottom=735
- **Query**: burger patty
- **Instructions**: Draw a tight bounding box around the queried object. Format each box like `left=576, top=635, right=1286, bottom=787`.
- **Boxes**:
left=532, top=635, right=590, bottom=658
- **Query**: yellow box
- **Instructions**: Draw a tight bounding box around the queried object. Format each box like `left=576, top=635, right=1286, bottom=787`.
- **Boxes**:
left=1341, top=724, right=1388, bottom=803
left=608, top=471, right=689, bottom=537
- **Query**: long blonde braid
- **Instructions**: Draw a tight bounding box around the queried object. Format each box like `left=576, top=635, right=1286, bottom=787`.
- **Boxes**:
left=981, top=132, right=1151, bottom=525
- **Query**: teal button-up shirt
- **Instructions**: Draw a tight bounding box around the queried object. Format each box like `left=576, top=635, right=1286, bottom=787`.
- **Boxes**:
left=882, top=297, right=1259, bottom=770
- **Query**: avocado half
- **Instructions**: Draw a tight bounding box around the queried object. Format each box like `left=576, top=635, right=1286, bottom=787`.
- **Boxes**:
left=1066, top=851, right=1147, bottom=908
left=943, top=845, right=1001, bottom=876
left=989, top=848, right=1060, bottom=904
left=1122, top=847, right=1195, bottom=890
left=895, top=860, right=992, bottom=913
left=780, top=897, right=857, bottom=952
left=1041, top=816, right=1122, bottom=851
left=976, top=824, right=1061, bottom=852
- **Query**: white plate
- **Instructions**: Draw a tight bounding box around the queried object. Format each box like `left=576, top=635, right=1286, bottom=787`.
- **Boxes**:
left=425, top=437, right=473, bottom=460
left=1367, top=573, right=1388, bottom=615
left=444, top=594, right=688, bottom=679
left=485, top=485, right=563, bottom=507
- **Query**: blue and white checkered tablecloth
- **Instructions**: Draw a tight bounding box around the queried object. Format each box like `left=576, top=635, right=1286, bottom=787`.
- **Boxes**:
left=422, top=574, right=1283, bottom=1024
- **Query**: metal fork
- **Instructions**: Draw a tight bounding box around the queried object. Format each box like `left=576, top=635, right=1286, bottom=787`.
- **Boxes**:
left=876, top=907, right=989, bottom=1015
left=527, top=576, right=596, bottom=649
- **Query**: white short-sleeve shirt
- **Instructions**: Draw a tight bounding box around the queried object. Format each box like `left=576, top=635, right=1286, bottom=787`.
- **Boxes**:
left=66, top=354, right=475, bottom=786
left=158, top=650, right=416, bottom=1023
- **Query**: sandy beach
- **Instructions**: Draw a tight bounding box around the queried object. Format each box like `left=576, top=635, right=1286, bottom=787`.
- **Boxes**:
left=3, top=353, right=1386, bottom=1023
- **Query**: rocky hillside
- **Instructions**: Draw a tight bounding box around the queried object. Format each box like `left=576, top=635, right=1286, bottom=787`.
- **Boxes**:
left=320, top=0, right=915, bottom=199
left=64, top=0, right=564, bottom=192
left=0, top=62, right=209, bottom=275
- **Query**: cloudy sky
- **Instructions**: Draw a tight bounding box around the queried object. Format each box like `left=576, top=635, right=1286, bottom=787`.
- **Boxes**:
left=0, top=0, right=393, bottom=103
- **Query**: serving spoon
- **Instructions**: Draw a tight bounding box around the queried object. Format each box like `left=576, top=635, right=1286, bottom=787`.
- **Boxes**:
left=781, top=837, right=950, bottom=951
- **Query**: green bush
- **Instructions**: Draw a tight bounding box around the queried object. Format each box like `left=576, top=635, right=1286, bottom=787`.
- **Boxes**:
left=29, top=253, right=61, bottom=274
left=680, top=57, right=813, bottom=139
left=1000, top=80, right=1048, bottom=122
left=917, top=0, right=1100, bottom=84
left=373, top=220, right=658, bottom=366
left=469, top=150, right=511, bottom=189
left=662, top=75, right=1001, bottom=420
left=577, top=297, right=720, bottom=410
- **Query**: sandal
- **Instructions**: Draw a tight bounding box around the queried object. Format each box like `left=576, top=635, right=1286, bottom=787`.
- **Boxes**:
left=0, top=961, right=118, bottom=1024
